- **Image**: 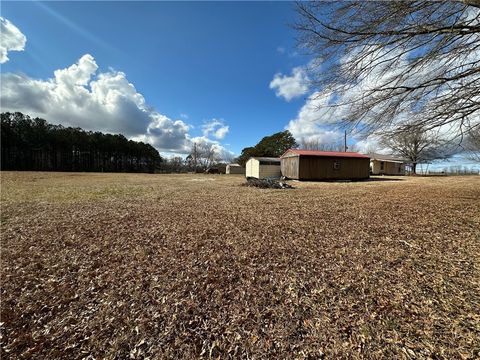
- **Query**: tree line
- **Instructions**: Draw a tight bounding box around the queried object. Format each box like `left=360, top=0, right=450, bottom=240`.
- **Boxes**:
left=236, top=130, right=297, bottom=166
left=1, top=112, right=162, bottom=173
left=158, top=131, right=298, bottom=172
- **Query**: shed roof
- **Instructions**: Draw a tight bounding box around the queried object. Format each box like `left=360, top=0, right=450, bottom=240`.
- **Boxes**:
left=227, top=163, right=242, bottom=167
left=249, top=157, right=281, bottom=162
left=369, top=153, right=408, bottom=162
left=281, top=149, right=370, bottom=159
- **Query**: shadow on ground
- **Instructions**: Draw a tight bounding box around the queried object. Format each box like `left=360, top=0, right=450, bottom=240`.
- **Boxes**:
left=288, top=177, right=404, bottom=183
left=366, top=177, right=405, bottom=182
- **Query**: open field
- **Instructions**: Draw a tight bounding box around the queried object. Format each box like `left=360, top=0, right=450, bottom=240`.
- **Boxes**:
left=1, top=172, right=480, bottom=359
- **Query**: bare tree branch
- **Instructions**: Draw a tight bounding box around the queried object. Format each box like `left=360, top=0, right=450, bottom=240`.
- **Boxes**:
left=381, top=125, right=457, bottom=173
left=295, top=1, right=480, bottom=143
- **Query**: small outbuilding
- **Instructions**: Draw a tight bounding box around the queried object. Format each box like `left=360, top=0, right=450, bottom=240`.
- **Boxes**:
left=226, top=163, right=245, bottom=175
left=281, top=149, right=370, bottom=180
left=245, top=157, right=281, bottom=179
left=216, top=164, right=227, bottom=174
left=205, top=164, right=226, bottom=174
left=369, top=153, right=406, bottom=175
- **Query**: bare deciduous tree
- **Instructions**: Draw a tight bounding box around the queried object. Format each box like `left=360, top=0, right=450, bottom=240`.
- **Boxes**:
left=382, top=126, right=453, bottom=174
left=295, top=1, right=480, bottom=140
left=463, top=126, right=480, bottom=161
left=299, top=136, right=361, bottom=152
left=363, top=143, right=381, bottom=156
left=222, top=151, right=235, bottom=164
left=298, top=137, right=344, bottom=151
left=188, top=142, right=221, bottom=171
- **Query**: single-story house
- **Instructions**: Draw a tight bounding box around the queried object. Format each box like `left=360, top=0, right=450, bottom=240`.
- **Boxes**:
left=369, top=153, right=406, bottom=175
left=226, top=163, right=245, bottom=174
left=245, top=157, right=281, bottom=179
left=281, top=149, right=370, bottom=180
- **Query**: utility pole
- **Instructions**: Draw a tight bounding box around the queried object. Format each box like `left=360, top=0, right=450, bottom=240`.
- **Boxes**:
left=193, top=143, right=197, bottom=169
left=344, top=130, right=348, bottom=152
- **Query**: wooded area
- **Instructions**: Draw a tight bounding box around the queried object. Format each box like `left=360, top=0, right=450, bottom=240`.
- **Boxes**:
left=1, top=112, right=162, bottom=173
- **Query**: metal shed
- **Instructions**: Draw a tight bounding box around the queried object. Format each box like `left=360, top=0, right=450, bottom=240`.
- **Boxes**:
left=245, top=157, right=281, bottom=179
left=226, top=163, right=245, bottom=175
left=281, top=149, right=370, bottom=180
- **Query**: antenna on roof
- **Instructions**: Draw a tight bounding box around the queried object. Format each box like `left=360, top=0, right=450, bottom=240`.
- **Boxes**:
left=344, top=130, right=348, bottom=152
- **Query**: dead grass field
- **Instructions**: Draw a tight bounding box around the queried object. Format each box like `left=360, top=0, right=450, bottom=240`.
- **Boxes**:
left=1, top=172, right=479, bottom=359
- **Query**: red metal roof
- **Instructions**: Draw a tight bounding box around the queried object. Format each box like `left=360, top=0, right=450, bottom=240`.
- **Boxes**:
left=281, top=149, right=370, bottom=159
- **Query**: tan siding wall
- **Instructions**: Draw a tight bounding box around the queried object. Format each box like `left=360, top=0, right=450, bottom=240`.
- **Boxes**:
left=253, top=161, right=259, bottom=178
left=385, top=161, right=404, bottom=175
left=370, top=160, right=381, bottom=174
left=246, top=159, right=262, bottom=178
left=296, top=156, right=370, bottom=180
left=281, top=156, right=299, bottom=179
left=245, top=159, right=258, bottom=178
left=259, top=165, right=282, bottom=179
left=371, top=160, right=405, bottom=175
left=246, top=159, right=281, bottom=179
left=226, top=165, right=245, bottom=174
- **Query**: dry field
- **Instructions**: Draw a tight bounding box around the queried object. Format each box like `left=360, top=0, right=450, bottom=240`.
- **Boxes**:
left=1, top=172, right=479, bottom=359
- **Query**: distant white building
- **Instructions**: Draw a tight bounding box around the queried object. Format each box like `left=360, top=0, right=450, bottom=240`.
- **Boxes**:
left=369, top=153, right=407, bottom=175
left=245, top=157, right=281, bottom=179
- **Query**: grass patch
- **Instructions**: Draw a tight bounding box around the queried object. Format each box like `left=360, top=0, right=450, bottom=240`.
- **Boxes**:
left=1, top=171, right=479, bottom=359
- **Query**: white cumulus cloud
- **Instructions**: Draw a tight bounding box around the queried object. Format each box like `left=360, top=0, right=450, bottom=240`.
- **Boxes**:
left=1, top=54, right=153, bottom=137
left=269, top=66, right=309, bottom=101
left=131, top=114, right=193, bottom=153
left=0, top=54, right=231, bottom=155
left=202, top=119, right=229, bottom=140
left=0, top=17, right=27, bottom=64
left=285, top=90, right=347, bottom=146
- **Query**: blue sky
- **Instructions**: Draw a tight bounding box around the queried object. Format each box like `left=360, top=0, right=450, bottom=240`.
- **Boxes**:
left=1, top=1, right=478, bottom=171
left=1, top=1, right=310, bottom=156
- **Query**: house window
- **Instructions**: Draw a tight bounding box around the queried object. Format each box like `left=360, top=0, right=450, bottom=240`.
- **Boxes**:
left=333, top=160, right=341, bottom=170
left=380, top=161, right=384, bottom=171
